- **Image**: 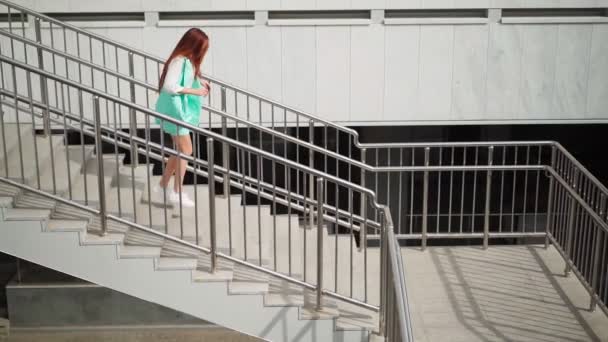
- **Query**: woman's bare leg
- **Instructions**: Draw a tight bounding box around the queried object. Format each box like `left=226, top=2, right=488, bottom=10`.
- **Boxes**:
left=159, top=156, right=177, bottom=188
left=173, top=134, right=193, bottom=193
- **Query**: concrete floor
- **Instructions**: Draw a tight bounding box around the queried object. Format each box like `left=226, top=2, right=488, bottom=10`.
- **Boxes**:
left=3, top=326, right=259, bottom=342
left=403, top=245, right=608, bottom=342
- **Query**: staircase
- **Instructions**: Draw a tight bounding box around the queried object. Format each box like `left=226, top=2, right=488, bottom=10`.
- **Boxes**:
left=0, top=118, right=385, bottom=340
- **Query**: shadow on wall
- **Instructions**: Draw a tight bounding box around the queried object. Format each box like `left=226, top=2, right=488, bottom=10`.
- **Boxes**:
left=430, top=246, right=601, bottom=342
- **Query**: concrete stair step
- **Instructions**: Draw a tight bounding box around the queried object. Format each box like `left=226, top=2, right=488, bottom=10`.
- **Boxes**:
left=87, top=216, right=131, bottom=235
left=197, top=252, right=234, bottom=272
left=14, top=191, right=57, bottom=210
left=46, top=219, right=88, bottom=232
left=0, top=196, right=13, bottom=208
left=0, top=123, right=31, bottom=164
left=192, top=268, right=234, bottom=282
left=300, top=305, right=340, bottom=321
left=0, top=133, right=64, bottom=182
left=51, top=202, right=94, bottom=221
left=35, top=145, right=95, bottom=195
left=123, top=227, right=165, bottom=247
left=336, top=314, right=377, bottom=331
left=264, top=292, right=306, bottom=307
left=3, top=208, right=51, bottom=221
left=81, top=232, right=124, bottom=246
left=228, top=281, right=269, bottom=295
left=119, top=245, right=162, bottom=259
left=155, top=257, right=198, bottom=271
left=59, top=155, right=123, bottom=209
left=160, top=239, right=201, bottom=258
left=0, top=182, right=20, bottom=197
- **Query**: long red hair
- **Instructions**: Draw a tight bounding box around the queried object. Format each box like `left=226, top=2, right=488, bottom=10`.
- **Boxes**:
left=158, top=28, right=209, bottom=91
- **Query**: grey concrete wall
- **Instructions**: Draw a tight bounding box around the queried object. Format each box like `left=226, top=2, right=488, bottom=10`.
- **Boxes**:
left=6, top=283, right=207, bottom=327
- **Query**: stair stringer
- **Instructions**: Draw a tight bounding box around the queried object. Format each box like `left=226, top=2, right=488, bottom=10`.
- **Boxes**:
left=0, top=218, right=370, bottom=341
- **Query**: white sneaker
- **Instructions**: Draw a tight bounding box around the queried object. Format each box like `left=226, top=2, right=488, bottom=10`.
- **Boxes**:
left=169, top=191, right=195, bottom=208
left=153, top=184, right=174, bottom=201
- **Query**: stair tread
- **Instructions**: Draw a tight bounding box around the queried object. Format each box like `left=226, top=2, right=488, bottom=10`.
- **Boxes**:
left=192, top=268, right=234, bottom=282
left=47, top=219, right=89, bottom=232
left=0, top=123, right=32, bottom=163
left=1, top=134, right=64, bottom=181
left=0, top=196, right=13, bottom=208
left=14, top=192, right=57, bottom=210
left=336, top=315, right=377, bottom=331
left=229, top=281, right=269, bottom=295
left=0, top=182, right=20, bottom=197
left=4, top=208, right=51, bottom=220
left=156, top=257, right=198, bottom=270
left=300, top=305, right=341, bottom=321
left=119, top=245, right=162, bottom=258
left=36, top=145, right=95, bottom=194
left=82, top=233, right=124, bottom=245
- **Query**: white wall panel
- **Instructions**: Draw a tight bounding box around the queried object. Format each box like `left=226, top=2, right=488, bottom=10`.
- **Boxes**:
left=211, top=0, right=247, bottom=11
left=418, top=26, right=453, bottom=119
left=518, top=25, right=558, bottom=119
left=351, top=0, right=387, bottom=9
left=383, top=26, right=419, bottom=121
left=350, top=25, right=384, bottom=122
left=552, top=25, right=592, bottom=118
left=485, top=24, right=523, bottom=119
left=209, top=28, right=248, bottom=88
left=4, top=1, right=608, bottom=126
left=246, top=26, right=283, bottom=123
left=451, top=25, right=488, bottom=120
left=248, top=0, right=280, bottom=10
left=316, top=0, right=350, bottom=10
left=385, top=0, right=420, bottom=8
left=587, top=25, right=608, bottom=118
left=280, top=0, right=310, bottom=10
left=281, top=27, right=316, bottom=115
left=316, top=27, right=351, bottom=122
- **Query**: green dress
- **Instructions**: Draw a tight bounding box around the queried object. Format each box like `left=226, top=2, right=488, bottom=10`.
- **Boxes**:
left=155, top=58, right=202, bottom=136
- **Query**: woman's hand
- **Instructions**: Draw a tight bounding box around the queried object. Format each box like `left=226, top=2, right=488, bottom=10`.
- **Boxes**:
left=195, top=86, right=210, bottom=96
left=180, top=87, right=209, bottom=96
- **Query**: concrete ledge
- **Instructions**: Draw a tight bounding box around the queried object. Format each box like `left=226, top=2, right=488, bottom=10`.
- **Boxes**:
left=501, top=16, right=608, bottom=24
left=384, top=17, right=489, bottom=25
left=267, top=19, right=370, bottom=26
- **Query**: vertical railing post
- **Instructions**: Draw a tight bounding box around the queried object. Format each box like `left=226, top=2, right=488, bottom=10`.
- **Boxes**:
left=483, top=146, right=494, bottom=250
left=589, top=195, right=605, bottom=311
left=207, top=138, right=217, bottom=273
left=93, top=97, right=107, bottom=236
left=379, top=214, right=387, bottom=335
left=422, top=147, right=430, bottom=250
left=128, top=52, right=138, bottom=167
left=34, top=18, right=50, bottom=137
left=308, top=120, right=315, bottom=229
left=360, top=149, right=367, bottom=251
left=315, top=178, right=324, bottom=311
left=564, top=169, right=578, bottom=277
left=545, top=146, right=557, bottom=249
left=220, top=87, right=230, bottom=197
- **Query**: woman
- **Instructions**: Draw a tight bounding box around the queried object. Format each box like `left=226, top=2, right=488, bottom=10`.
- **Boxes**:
left=154, top=28, right=210, bottom=207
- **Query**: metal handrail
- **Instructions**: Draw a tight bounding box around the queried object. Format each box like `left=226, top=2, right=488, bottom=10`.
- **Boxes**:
left=0, top=54, right=390, bottom=317
left=0, top=54, right=379, bottom=203
left=1, top=0, right=605, bottom=236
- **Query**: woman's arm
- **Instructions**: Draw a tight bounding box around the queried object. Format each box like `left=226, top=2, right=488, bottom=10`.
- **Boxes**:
left=162, top=57, right=207, bottom=96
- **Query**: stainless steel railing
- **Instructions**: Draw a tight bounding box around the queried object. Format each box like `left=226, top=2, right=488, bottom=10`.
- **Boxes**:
left=0, top=55, right=422, bottom=342
left=1, top=0, right=605, bottom=240
left=1, top=0, right=605, bottom=245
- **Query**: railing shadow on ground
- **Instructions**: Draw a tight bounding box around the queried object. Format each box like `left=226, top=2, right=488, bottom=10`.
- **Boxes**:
left=427, top=245, right=602, bottom=342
